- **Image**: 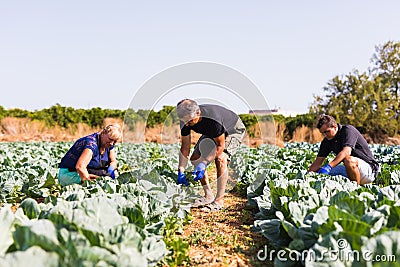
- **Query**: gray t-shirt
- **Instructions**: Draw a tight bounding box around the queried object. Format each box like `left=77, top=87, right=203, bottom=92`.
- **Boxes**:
left=317, top=124, right=379, bottom=172
left=180, top=104, right=239, bottom=138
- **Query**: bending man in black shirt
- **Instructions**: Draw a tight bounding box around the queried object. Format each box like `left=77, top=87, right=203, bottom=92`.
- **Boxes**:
left=176, top=99, right=246, bottom=211
left=308, top=115, right=379, bottom=185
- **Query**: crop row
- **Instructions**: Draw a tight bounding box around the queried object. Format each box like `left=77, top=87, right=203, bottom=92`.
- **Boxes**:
left=230, top=143, right=400, bottom=266
left=0, top=142, right=196, bottom=266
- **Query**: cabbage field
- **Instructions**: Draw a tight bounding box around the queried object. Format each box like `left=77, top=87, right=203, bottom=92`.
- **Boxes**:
left=1, top=142, right=400, bottom=266
left=0, top=143, right=195, bottom=267
left=232, top=143, right=400, bottom=266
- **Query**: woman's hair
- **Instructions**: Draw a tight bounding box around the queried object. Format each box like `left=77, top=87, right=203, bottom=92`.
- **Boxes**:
left=317, top=114, right=337, bottom=129
left=103, top=124, right=122, bottom=140
left=176, top=99, right=200, bottom=119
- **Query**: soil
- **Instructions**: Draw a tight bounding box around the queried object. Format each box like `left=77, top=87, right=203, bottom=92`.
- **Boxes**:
left=179, top=166, right=273, bottom=267
left=183, top=192, right=273, bottom=267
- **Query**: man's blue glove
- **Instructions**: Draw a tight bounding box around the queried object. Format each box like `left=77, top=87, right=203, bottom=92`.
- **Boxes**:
left=192, top=162, right=207, bottom=181
left=108, top=165, right=116, bottom=179
left=177, top=172, right=189, bottom=186
left=318, top=164, right=332, bottom=174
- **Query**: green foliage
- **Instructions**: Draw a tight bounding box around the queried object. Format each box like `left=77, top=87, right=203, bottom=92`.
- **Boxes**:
left=0, top=106, right=7, bottom=120
left=238, top=114, right=258, bottom=137
left=161, top=215, right=190, bottom=267
left=0, top=142, right=196, bottom=266
left=284, top=113, right=315, bottom=138
left=18, top=198, right=41, bottom=219
left=239, top=114, right=276, bottom=128
left=238, top=114, right=258, bottom=128
left=1, top=142, right=400, bottom=266
left=0, top=104, right=184, bottom=130
left=7, top=108, right=32, bottom=118
left=238, top=114, right=277, bottom=137
left=311, top=40, right=400, bottom=136
left=376, top=163, right=400, bottom=186
left=272, top=114, right=285, bottom=123
left=242, top=143, right=400, bottom=266
left=0, top=103, right=313, bottom=139
left=146, top=106, right=179, bottom=128
left=23, top=104, right=124, bottom=128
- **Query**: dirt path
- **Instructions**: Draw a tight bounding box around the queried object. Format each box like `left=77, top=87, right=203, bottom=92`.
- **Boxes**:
left=182, top=191, right=274, bottom=266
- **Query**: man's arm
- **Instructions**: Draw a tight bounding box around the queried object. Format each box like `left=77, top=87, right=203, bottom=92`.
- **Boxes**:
left=178, top=135, right=191, bottom=172
left=329, top=146, right=352, bottom=167
left=309, top=146, right=352, bottom=172
left=308, top=157, right=326, bottom=172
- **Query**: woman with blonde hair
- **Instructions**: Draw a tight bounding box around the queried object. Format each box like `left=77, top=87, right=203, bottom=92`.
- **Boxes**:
left=58, top=124, right=122, bottom=186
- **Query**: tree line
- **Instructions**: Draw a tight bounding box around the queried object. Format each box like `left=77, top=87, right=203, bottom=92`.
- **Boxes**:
left=311, top=40, right=400, bottom=136
left=0, top=104, right=179, bottom=130
left=0, top=103, right=316, bottom=140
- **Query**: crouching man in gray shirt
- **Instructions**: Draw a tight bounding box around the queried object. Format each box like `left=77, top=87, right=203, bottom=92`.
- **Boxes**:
left=308, top=114, right=379, bottom=185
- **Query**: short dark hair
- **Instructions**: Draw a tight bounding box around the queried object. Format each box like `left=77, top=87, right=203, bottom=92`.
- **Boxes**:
left=317, top=114, right=337, bottom=129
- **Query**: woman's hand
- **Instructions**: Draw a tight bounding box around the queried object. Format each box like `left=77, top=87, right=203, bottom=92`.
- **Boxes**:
left=89, top=174, right=99, bottom=180
left=76, top=148, right=94, bottom=182
left=80, top=174, right=98, bottom=182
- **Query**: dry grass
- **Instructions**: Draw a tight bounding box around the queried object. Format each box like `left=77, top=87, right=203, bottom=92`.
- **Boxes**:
left=0, top=116, right=304, bottom=145
left=122, top=121, right=147, bottom=143
left=243, top=121, right=284, bottom=148
left=0, top=117, right=130, bottom=142
left=1, top=117, right=46, bottom=136
left=6, top=117, right=397, bottom=145
left=273, top=122, right=286, bottom=147
left=364, top=132, right=400, bottom=145
left=291, top=125, right=323, bottom=144
left=161, top=125, right=181, bottom=144
left=0, top=117, right=97, bottom=142
left=123, top=123, right=183, bottom=144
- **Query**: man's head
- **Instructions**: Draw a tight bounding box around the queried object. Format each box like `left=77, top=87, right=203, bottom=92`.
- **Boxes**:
left=317, top=114, right=338, bottom=140
left=176, top=99, right=202, bottom=126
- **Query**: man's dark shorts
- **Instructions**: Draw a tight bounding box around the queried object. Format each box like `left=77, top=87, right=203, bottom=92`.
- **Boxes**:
left=193, top=118, right=246, bottom=161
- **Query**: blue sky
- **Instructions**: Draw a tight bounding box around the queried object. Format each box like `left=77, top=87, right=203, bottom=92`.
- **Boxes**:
left=1, top=1, right=400, bottom=114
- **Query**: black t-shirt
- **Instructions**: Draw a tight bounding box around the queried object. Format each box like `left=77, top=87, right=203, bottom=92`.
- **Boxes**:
left=180, top=104, right=239, bottom=138
left=317, top=124, right=379, bottom=171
